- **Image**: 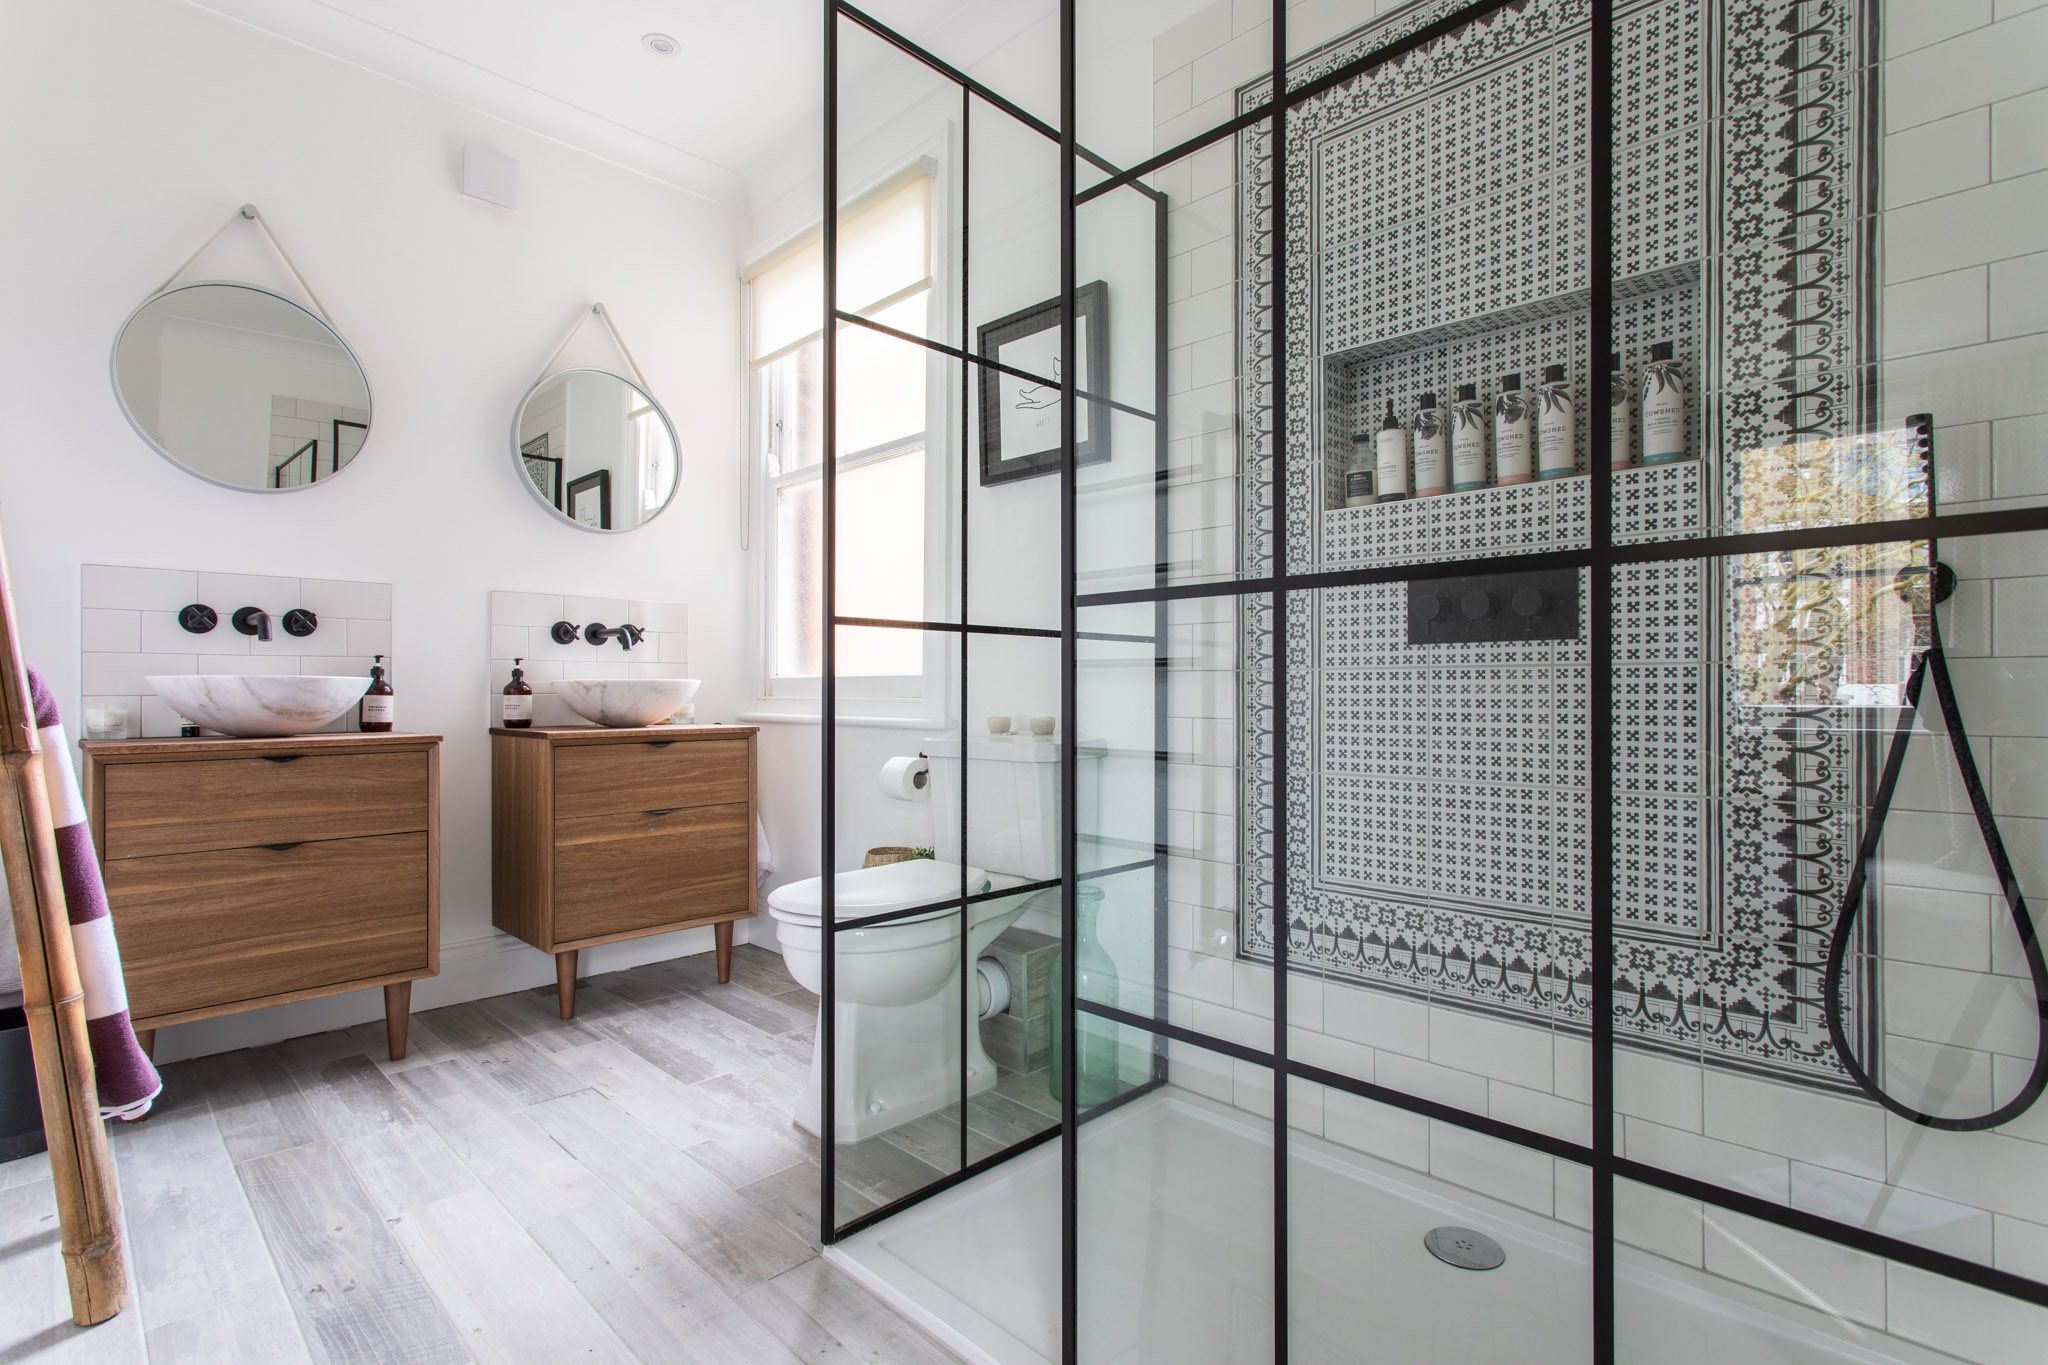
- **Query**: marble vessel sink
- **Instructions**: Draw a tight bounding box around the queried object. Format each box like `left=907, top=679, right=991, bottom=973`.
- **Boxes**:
left=147, top=674, right=370, bottom=738
left=553, top=678, right=700, bottom=727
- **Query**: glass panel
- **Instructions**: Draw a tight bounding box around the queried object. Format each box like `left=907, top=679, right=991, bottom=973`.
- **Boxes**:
left=1079, top=1028, right=1273, bottom=1363
left=1076, top=133, right=1269, bottom=593
left=1615, top=1177, right=2048, bottom=1363
left=1077, top=0, right=1271, bottom=173
left=1292, top=1076, right=1594, bottom=1361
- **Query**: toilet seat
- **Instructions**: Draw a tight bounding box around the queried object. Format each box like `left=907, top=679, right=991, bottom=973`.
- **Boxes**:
left=768, top=859, right=991, bottom=927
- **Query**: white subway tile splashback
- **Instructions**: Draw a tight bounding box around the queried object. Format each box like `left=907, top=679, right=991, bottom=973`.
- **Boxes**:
left=81, top=565, right=391, bottom=738
left=487, top=590, right=690, bottom=728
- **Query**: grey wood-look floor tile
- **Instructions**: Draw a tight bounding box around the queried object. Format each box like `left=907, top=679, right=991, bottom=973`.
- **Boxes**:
left=742, top=1259, right=960, bottom=1365
left=271, top=1028, right=373, bottom=1079
left=672, top=1069, right=817, bottom=1189
left=833, top=1130, right=950, bottom=1210
left=389, top=1186, right=639, bottom=1365
left=184, top=1048, right=326, bottom=1164
left=390, top=1060, right=608, bottom=1229
left=144, top=1296, right=313, bottom=1364
left=874, top=1111, right=988, bottom=1173
left=0, top=1171, right=148, bottom=1363
left=962, top=1089, right=1059, bottom=1147
left=525, top=1088, right=813, bottom=1298
left=726, top=944, right=809, bottom=997
left=638, top=991, right=811, bottom=1076
left=415, top=1001, right=588, bottom=1107
left=346, top=1012, right=462, bottom=1077
left=293, top=1054, right=478, bottom=1218
left=526, top=1189, right=808, bottom=1365
left=643, top=955, right=817, bottom=1037
left=572, top=988, right=725, bottom=1085
left=546, top=1040, right=717, bottom=1153
left=236, top=1139, right=474, bottom=1365
left=736, top=1160, right=876, bottom=1254
left=474, top=986, right=607, bottom=1055
left=108, top=1084, right=303, bottom=1347
left=691, top=980, right=817, bottom=1039
left=994, top=1067, right=1062, bottom=1121
left=576, top=966, right=681, bottom=1007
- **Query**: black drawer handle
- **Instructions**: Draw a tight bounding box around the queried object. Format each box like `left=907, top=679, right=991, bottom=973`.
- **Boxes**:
left=646, top=808, right=675, bottom=817
left=262, top=842, right=303, bottom=852
left=261, top=755, right=301, bottom=764
left=645, top=740, right=676, bottom=749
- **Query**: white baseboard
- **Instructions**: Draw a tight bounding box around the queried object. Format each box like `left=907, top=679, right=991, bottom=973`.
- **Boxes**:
left=147, top=919, right=766, bottom=1064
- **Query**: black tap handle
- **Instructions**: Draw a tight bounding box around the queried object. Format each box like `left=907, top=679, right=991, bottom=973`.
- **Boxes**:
left=551, top=621, right=582, bottom=646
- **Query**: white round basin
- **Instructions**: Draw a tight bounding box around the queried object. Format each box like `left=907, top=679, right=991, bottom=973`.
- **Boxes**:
left=147, top=674, right=370, bottom=738
left=553, top=678, right=700, bottom=727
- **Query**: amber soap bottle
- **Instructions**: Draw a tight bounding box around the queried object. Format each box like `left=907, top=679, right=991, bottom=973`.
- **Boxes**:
left=502, top=658, right=534, bottom=728
left=360, top=655, right=395, bottom=732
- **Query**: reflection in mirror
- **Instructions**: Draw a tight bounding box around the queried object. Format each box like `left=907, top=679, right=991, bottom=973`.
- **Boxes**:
left=513, top=368, right=680, bottom=532
left=112, top=282, right=371, bottom=491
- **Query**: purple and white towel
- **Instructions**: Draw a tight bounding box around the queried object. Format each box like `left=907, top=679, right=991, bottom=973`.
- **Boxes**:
left=28, top=668, right=159, bottom=1121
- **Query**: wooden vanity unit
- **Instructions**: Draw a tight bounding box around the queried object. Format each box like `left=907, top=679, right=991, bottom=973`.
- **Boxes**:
left=81, top=731, right=441, bottom=1060
left=491, top=724, right=758, bottom=1019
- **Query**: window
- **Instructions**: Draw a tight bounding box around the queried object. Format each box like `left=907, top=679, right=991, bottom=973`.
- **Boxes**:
left=749, top=174, right=936, bottom=696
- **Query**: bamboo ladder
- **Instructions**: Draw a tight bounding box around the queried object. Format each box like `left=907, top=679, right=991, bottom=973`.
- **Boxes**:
left=0, top=521, right=128, bottom=1324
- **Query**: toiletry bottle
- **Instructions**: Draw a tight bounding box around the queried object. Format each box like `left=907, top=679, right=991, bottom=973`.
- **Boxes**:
left=501, top=657, right=534, bottom=729
left=1494, top=373, right=1533, bottom=485
left=178, top=716, right=200, bottom=739
left=1344, top=430, right=1378, bottom=507
left=1537, top=363, right=1575, bottom=480
left=360, top=655, right=394, bottom=732
left=1451, top=383, right=1489, bottom=491
left=1609, top=352, right=1633, bottom=471
left=1374, top=399, right=1410, bottom=502
left=1413, top=393, right=1447, bottom=497
left=1641, top=340, right=1687, bottom=464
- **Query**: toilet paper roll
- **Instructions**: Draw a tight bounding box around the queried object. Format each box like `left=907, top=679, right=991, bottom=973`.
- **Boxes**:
left=879, top=755, right=930, bottom=802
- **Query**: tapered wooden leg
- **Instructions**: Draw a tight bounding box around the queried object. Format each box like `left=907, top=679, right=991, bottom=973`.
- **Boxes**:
left=382, top=982, right=411, bottom=1061
left=715, top=921, right=733, bottom=984
left=556, top=950, right=579, bottom=1019
left=134, top=1029, right=155, bottom=1061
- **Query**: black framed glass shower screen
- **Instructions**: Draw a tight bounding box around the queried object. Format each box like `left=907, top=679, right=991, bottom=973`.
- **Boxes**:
left=824, top=0, right=2048, bottom=1361
left=818, top=3, right=1171, bottom=1245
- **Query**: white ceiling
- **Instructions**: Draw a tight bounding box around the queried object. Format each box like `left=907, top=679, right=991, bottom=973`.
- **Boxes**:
left=186, top=0, right=1057, bottom=209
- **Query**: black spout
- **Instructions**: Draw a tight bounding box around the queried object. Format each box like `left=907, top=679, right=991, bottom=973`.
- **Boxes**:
left=231, top=606, right=271, bottom=642
left=583, top=622, right=645, bottom=650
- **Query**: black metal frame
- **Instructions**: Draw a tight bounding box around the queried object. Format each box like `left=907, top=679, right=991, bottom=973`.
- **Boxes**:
left=271, top=437, right=316, bottom=488
left=975, top=279, right=1110, bottom=484
left=521, top=433, right=562, bottom=508
left=566, top=468, right=611, bottom=530
left=332, top=418, right=367, bottom=475
left=822, top=1, right=2048, bottom=1360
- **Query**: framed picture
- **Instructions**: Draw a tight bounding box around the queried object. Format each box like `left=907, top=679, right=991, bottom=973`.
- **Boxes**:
left=521, top=433, right=562, bottom=509
left=567, top=468, right=611, bottom=530
left=976, top=280, right=1109, bottom=485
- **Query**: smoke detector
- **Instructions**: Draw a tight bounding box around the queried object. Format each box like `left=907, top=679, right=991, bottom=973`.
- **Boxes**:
left=641, top=32, right=678, bottom=56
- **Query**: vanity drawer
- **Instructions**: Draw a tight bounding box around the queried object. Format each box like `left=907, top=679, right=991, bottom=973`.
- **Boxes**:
left=552, top=737, right=750, bottom=819
left=99, top=751, right=431, bottom=860
left=106, top=832, right=430, bottom=1022
left=551, top=801, right=751, bottom=944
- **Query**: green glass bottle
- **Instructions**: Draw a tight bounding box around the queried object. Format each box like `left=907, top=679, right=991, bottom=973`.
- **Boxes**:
left=1050, top=885, right=1122, bottom=1107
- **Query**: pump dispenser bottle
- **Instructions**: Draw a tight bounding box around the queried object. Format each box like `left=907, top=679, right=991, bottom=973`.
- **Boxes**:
left=1344, top=429, right=1377, bottom=507
left=1609, top=352, right=1633, bottom=470
left=1374, top=399, right=1410, bottom=501
left=1537, top=363, right=1575, bottom=480
left=1413, top=393, right=1447, bottom=497
left=1641, top=341, right=1687, bottom=464
left=1451, top=383, right=1489, bottom=491
left=1494, top=374, right=1533, bottom=485
left=502, top=658, right=534, bottom=728
left=360, top=655, right=394, bottom=732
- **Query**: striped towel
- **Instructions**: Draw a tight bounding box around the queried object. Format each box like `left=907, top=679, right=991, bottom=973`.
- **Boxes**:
left=29, top=668, right=159, bottom=1121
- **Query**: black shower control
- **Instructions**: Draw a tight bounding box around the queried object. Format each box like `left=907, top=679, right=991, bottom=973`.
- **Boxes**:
left=550, top=620, right=582, bottom=645
left=281, top=609, right=318, bottom=637
left=177, top=604, right=217, bottom=634
left=1408, top=569, right=1579, bottom=645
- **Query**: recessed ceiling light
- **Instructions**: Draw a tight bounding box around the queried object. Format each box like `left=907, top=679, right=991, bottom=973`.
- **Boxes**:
left=641, top=32, right=678, bottom=57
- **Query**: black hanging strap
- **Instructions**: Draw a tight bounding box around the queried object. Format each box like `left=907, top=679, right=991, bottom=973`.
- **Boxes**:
left=1823, top=616, right=2048, bottom=1130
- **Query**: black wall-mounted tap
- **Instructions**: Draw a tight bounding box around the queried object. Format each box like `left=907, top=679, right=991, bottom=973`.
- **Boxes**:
left=231, top=606, right=271, bottom=642
left=584, top=622, right=645, bottom=650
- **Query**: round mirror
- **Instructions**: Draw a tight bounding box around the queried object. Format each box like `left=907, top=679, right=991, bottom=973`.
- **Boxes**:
left=512, top=368, right=680, bottom=532
left=112, top=282, right=371, bottom=491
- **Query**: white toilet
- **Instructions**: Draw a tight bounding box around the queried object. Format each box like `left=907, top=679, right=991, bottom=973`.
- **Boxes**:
left=771, top=733, right=1091, bottom=1142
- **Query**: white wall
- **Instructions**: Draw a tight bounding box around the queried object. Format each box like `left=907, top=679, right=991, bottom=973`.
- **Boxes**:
left=0, top=0, right=748, bottom=1060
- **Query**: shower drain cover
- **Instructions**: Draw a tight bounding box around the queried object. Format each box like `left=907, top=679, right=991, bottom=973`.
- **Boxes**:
left=1424, top=1226, right=1505, bottom=1271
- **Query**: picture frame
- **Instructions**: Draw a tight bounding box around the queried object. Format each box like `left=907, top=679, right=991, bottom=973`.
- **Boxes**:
left=520, top=433, right=562, bottom=509
left=567, top=468, right=611, bottom=530
left=976, top=280, right=1109, bottom=486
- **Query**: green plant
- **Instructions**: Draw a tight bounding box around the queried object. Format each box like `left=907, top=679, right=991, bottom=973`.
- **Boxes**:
left=910, top=846, right=935, bottom=860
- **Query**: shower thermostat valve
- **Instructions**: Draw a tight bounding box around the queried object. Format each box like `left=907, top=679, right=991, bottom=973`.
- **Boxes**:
left=1408, top=567, right=1580, bottom=645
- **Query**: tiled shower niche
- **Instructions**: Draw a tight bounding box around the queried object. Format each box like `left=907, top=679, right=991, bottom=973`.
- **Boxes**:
left=1237, top=0, right=1884, bottom=1093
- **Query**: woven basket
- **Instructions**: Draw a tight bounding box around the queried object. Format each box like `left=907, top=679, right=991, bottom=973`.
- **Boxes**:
left=862, top=846, right=919, bottom=868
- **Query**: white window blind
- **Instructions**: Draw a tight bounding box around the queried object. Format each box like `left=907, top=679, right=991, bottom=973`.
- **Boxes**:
left=748, top=173, right=933, bottom=365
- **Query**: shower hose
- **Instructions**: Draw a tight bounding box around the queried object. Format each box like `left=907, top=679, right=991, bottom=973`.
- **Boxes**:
left=1822, top=609, right=2048, bottom=1130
